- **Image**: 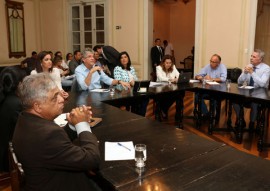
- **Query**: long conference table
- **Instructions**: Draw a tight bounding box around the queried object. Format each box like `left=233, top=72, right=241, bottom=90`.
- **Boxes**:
left=64, top=82, right=270, bottom=190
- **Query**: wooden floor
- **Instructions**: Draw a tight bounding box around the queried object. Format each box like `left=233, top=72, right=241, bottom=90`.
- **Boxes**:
left=145, top=91, right=270, bottom=160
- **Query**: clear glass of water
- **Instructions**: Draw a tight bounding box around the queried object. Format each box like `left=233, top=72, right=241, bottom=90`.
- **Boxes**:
left=226, top=79, right=231, bottom=89
left=135, top=144, right=147, bottom=168
left=109, top=86, right=115, bottom=96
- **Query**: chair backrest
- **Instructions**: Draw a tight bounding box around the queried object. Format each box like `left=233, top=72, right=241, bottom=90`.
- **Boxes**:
left=8, top=142, right=25, bottom=191
left=183, top=57, right=193, bottom=69
left=230, top=67, right=242, bottom=83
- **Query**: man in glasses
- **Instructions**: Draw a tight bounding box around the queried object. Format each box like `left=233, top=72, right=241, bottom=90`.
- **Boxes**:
left=195, top=54, right=227, bottom=117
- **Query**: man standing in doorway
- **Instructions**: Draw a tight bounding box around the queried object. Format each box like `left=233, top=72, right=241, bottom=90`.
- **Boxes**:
left=150, top=38, right=164, bottom=73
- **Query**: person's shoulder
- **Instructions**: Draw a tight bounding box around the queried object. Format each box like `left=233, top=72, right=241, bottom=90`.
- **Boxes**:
left=30, top=70, right=37, bottom=75
left=220, top=63, right=227, bottom=68
left=75, top=63, right=85, bottom=71
left=261, top=63, right=270, bottom=68
left=156, top=65, right=162, bottom=70
left=69, top=59, right=77, bottom=65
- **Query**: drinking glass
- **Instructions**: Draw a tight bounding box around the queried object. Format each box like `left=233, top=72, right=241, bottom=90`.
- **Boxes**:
left=109, top=86, right=115, bottom=96
left=226, top=79, right=231, bottom=89
left=135, top=144, right=147, bottom=168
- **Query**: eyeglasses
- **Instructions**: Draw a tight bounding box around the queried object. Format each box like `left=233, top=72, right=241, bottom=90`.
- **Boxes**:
left=210, top=60, right=219, bottom=64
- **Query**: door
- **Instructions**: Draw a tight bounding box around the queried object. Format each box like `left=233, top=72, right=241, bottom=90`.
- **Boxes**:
left=70, top=1, right=105, bottom=52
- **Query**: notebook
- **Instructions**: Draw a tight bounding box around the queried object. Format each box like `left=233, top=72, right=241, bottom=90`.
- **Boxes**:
left=177, top=72, right=192, bottom=84
left=133, top=80, right=151, bottom=93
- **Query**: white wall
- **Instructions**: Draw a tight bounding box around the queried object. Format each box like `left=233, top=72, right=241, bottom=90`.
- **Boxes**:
left=0, top=0, right=258, bottom=80
left=195, top=0, right=257, bottom=74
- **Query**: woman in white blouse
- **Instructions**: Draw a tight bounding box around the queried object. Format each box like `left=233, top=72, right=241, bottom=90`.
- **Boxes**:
left=31, top=51, right=69, bottom=99
left=156, top=54, right=179, bottom=83
left=156, top=55, right=180, bottom=119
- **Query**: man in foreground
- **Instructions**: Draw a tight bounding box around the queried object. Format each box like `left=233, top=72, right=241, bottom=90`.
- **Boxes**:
left=12, top=73, right=101, bottom=190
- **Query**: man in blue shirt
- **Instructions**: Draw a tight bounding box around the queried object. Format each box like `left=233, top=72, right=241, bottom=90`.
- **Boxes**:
left=233, top=49, right=270, bottom=131
left=195, top=54, right=227, bottom=116
left=75, top=48, right=130, bottom=91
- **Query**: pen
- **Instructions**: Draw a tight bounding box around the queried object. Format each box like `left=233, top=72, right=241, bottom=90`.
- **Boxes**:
left=117, top=142, right=131, bottom=151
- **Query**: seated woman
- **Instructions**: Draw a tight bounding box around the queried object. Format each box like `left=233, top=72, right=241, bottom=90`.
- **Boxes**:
left=0, top=66, right=27, bottom=172
left=53, top=56, right=73, bottom=89
left=114, top=51, right=138, bottom=90
left=114, top=51, right=148, bottom=116
left=156, top=55, right=179, bottom=83
left=31, top=51, right=69, bottom=99
left=156, top=55, right=180, bottom=119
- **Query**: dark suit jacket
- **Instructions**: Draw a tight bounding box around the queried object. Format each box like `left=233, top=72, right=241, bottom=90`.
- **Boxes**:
left=150, top=46, right=164, bottom=67
left=0, top=94, right=22, bottom=172
left=12, top=112, right=101, bottom=191
left=69, top=59, right=80, bottom=75
left=102, top=46, right=120, bottom=76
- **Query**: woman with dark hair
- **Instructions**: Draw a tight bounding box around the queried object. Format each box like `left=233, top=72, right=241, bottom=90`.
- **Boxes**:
left=66, top=52, right=73, bottom=66
left=31, top=51, right=69, bottom=99
left=114, top=51, right=149, bottom=116
left=114, top=51, right=138, bottom=90
left=0, top=66, right=27, bottom=172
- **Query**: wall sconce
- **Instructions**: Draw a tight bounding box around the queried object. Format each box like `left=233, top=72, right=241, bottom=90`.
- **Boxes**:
left=182, top=0, right=190, bottom=4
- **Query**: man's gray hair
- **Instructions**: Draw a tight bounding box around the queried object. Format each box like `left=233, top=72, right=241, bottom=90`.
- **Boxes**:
left=18, top=73, right=57, bottom=109
left=254, top=49, right=265, bottom=61
left=82, top=48, right=95, bottom=59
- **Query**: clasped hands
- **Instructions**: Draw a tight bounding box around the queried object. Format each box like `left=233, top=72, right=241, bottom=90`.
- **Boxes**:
left=66, top=105, right=92, bottom=126
left=244, top=65, right=254, bottom=74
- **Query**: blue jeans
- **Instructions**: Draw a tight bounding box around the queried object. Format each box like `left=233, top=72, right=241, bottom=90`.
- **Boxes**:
left=195, top=93, right=216, bottom=115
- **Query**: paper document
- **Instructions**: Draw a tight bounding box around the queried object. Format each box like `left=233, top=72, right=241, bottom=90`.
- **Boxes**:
left=105, top=141, right=135, bottom=161
left=206, top=81, right=220, bottom=85
left=65, top=74, right=75, bottom=80
left=189, top=79, right=200, bottom=83
left=90, top=89, right=109, bottom=92
left=239, top=86, right=254, bottom=89
left=149, top=82, right=165, bottom=87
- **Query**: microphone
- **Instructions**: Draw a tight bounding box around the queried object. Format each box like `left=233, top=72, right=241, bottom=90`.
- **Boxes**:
left=95, top=64, right=101, bottom=75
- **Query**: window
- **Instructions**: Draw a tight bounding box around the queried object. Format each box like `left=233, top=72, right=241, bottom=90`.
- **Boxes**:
left=70, top=1, right=105, bottom=52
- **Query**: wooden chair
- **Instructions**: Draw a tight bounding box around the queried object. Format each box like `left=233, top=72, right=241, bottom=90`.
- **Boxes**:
left=8, top=142, right=25, bottom=191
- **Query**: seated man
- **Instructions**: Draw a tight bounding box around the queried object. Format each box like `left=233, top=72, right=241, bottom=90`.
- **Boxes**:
left=75, top=48, right=130, bottom=90
left=12, top=73, right=101, bottom=190
left=233, top=49, right=270, bottom=130
left=195, top=54, right=227, bottom=116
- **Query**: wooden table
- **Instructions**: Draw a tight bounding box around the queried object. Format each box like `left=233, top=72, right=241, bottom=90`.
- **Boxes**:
left=64, top=87, right=270, bottom=190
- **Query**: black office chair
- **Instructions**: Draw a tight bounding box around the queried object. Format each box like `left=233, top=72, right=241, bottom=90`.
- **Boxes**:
left=8, top=142, right=25, bottom=191
left=183, top=56, right=193, bottom=70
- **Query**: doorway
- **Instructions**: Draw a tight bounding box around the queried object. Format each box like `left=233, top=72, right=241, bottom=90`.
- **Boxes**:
left=255, top=0, right=270, bottom=64
left=153, top=0, right=196, bottom=68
